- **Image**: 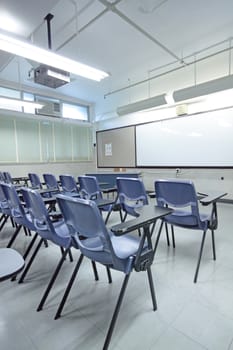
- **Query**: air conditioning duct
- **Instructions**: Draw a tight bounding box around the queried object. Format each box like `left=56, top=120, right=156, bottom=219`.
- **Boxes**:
left=36, top=99, right=62, bottom=117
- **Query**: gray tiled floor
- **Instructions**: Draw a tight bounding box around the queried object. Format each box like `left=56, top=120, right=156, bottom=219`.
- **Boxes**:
left=1, top=202, right=233, bottom=350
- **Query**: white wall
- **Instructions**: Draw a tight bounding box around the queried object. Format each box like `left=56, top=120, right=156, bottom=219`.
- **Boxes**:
left=1, top=161, right=96, bottom=181
left=94, top=49, right=233, bottom=200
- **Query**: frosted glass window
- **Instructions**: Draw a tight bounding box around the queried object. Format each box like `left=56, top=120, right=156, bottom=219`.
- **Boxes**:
left=72, top=125, right=93, bottom=161
left=0, top=116, right=17, bottom=162
left=16, top=119, right=40, bottom=162
left=54, top=122, right=72, bottom=161
left=0, top=87, right=21, bottom=112
left=23, top=92, right=36, bottom=114
left=62, top=103, right=89, bottom=121
left=40, top=121, right=54, bottom=162
left=0, top=111, right=93, bottom=163
left=0, top=87, right=20, bottom=98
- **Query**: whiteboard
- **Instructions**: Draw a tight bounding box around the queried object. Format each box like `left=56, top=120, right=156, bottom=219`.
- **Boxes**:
left=136, top=108, right=233, bottom=167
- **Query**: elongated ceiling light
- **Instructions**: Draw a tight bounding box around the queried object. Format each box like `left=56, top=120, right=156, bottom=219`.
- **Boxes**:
left=173, top=75, right=233, bottom=102
left=0, top=97, right=44, bottom=110
left=116, top=94, right=167, bottom=116
left=0, top=32, right=109, bottom=81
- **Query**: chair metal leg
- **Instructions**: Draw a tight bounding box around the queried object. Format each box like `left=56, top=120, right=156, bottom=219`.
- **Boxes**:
left=104, top=209, right=112, bottom=224
left=54, top=253, right=84, bottom=320
left=165, top=223, right=170, bottom=246
left=68, top=248, right=73, bottom=262
left=91, top=260, right=99, bottom=281
left=7, top=224, right=22, bottom=248
left=194, top=230, right=207, bottom=283
left=153, top=220, right=164, bottom=255
left=10, top=217, right=15, bottom=227
left=23, top=226, right=27, bottom=236
left=11, top=232, right=39, bottom=282
left=106, top=266, right=112, bottom=284
left=171, top=225, right=176, bottom=248
left=103, top=273, right=131, bottom=350
left=37, top=247, right=70, bottom=311
left=147, top=266, right=157, bottom=311
left=122, top=212, right=127, bottom=222
left=22, top=232, right=38, bottom=260
left=119, top=208, right=123, bottom=222
left=18, top=237, right=44, bottom=283
left=211, top=230, right=216, bottom=260
left=0, top=213, right=5, bottom=224
left=0, top=214, right=9, bottom=232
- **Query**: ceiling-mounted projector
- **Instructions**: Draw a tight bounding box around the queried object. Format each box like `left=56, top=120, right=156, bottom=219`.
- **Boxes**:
left=34, top=64, right=70, bottom=88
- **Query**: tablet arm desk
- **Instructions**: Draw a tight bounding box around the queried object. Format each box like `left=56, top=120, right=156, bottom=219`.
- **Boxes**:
left=111, top=205, right=173, bottom=272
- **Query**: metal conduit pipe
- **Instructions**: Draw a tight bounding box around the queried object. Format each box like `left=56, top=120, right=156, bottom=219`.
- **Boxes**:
left=104, top=43, right=233, bottom=98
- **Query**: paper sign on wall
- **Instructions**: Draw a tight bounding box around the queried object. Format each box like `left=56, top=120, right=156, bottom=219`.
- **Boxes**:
left=105, top=143, right=112, bottom=156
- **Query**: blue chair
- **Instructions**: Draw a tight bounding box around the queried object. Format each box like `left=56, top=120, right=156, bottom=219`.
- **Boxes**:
left=18, top=187, right=74, bottom=306
left=20, top=188, right=100, bottom=312
left=43, top=173, right=60, bottom=192
left=0, top=182, right=11, bottom=232
left=59, top=174, right=79, bottom=197
left=1, top=183, right=39, bottom=261
left=3, top=171, right=15, bottom=184
left=28, top=173, right=43, bottom=189
left=116, top=177, right=148, bottom=221
left=54, top=194, right=157, bottom=349
left=0, top=172, right=5, bottom=182
left=154, top=179, right=221, bottom=283
left=78, top=175, right=117, bottom=223
left=116, top=177, right=151, bottom=237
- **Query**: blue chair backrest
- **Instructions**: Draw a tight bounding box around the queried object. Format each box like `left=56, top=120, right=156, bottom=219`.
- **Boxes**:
left=56, top=195, right=120, bottom=267
left=3, top=172, right=13, bottom=184
left=21, top=188, right=71, bottom=249
left=1, top=183, right=25, bottom=219
left=21, top=188, right=56, bottom=240
left=116, top=177, right=148, bottom=216
left=59, top=175, right=79, bottom=194
left=43, top=173, right=59, bottom=190
left=1, top=183, right=35, bottom=230
left=28, top=173, right=42, bottom=189
left=78, top=175, right=102, bottom=200
left=154, top=179, right=202, bottom=227
left=0, top=172, right=5, bottom=182
left=0, top=183, right=10, bottom=212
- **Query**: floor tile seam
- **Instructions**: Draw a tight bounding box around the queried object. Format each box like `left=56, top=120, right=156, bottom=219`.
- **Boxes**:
left=16, top=318, right=42, bottom=350
left=192, top=291, right=233, bottom=323
left=171, top=324, right=210, bottom=350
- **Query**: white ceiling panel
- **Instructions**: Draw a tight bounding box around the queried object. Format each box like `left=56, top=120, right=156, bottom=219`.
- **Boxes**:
left=0, top=0, right=233, bottom=107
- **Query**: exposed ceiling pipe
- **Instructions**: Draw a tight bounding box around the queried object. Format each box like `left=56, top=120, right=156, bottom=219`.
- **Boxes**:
left=148, top=37, right=233, bottom=76
left=57, top=0, right=181, bottom=64
left=104, top=43, right=233, bottom=98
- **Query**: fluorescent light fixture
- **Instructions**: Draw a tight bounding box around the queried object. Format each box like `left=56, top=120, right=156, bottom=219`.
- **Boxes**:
left=117, top=94, right=167, bottom=116
left=0, top=97, right=44, bottom=109
left=0, top=32, right=109, bottom=81
left=173, top=75, right=233, bottom=102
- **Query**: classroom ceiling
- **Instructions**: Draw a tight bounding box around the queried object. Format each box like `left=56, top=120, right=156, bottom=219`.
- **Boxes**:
left=0, top=0, right=233, bottom=105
